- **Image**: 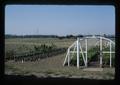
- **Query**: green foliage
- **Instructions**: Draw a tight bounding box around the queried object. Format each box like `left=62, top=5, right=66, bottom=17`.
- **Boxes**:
left=33, top=43, right=57, bottom=53
left=70, top=46, right=115, bottom=67
left=87, top=46, right=99, bottom=61
left=70, top=46, right=99, bottom=66
left=103, top=53, right=115, bottom=66
left=5, top=43, right=66, bottom=62
left=5, top=50, right=15, bottom=60
left=70, top=53, right=85, bottom=66
left=102, top=46, right=115, bottom=66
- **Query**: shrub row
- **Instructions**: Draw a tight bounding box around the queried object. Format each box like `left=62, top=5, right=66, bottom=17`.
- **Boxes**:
left=5, top=44, right=67, bottom=62
left=13, top=48, right=66, bottom=62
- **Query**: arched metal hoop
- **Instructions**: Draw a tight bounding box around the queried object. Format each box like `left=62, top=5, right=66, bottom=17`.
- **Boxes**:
left=63, top=36, right=115, bottom=68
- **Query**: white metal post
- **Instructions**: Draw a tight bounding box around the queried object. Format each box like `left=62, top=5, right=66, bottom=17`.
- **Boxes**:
left=68, top=49, right=70, bottom=66
left=100, top=37, right=102, bottom=68
left=77, top=38, right=80, bottom=68
left=110, top=42, right=112, bottom=68
left=63, top=49, right=69, bottom=66
left=85, top=39, right=88, bottom=67
left=22, top=59, right=24, bottom=63
left=79, top=42, right=86, bottom=66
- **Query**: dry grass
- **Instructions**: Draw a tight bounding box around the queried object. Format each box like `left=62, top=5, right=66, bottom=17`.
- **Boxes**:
left=5, top=38, right=115, bottom=80
left=5, top=53, right=115, bottom=80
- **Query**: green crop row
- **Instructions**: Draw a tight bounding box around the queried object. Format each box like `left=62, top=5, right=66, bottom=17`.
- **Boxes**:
left=68, top=46, right=115, bottom=67
left=5, top=44, right=67, bottom=62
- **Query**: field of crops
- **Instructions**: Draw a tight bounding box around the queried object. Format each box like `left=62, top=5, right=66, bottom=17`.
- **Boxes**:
left=5, top=38, right=75, bottom=53
left=5, top=37, right=115, bottom=79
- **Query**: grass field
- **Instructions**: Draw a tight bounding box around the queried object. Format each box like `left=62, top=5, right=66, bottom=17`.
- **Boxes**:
left=5, top=38, right=75, bottom=54
left=5, top=37, right=115, bottom=79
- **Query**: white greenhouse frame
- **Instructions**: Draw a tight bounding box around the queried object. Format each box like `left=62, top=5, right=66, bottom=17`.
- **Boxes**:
left=63, top=36, right=115, bottom=68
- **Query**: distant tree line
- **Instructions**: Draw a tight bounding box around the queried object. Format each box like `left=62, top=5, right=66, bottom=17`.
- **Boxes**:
left=5, top=34, right=115, bottom=39
left=5, top=34, right=83, bottom=39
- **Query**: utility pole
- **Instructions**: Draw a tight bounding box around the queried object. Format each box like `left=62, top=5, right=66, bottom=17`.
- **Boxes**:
left=36, top=28, right=39, bottom=35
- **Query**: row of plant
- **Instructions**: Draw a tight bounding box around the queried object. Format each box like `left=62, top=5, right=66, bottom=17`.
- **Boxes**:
left=5, top=44, right=67, bottom=62
left=68, top=46, right=99, bottom=66
left=69, top=46, right=115, bottom=67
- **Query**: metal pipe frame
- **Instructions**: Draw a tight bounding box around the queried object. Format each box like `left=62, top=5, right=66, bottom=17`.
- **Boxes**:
left=63, top=36, right=115, bottom=68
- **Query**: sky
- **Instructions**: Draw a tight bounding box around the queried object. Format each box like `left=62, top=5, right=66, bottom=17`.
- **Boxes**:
left=5, top=5, right=115, bottom=36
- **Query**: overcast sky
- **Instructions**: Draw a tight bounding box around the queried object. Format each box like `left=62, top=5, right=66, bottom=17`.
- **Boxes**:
left=5, top=5, right=115, bottom=36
